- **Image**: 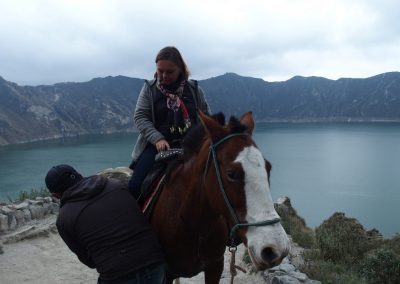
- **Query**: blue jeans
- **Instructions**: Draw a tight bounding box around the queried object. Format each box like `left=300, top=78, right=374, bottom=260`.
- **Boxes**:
left=97, top=263, right=166, bottom=284
left=128, top=144, right=158, bottom=199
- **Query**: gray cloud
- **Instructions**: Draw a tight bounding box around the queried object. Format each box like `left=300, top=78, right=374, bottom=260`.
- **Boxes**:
left=0, top=0, right=399, bottom=86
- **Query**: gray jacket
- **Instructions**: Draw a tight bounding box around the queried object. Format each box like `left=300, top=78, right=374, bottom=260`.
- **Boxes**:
left=131, top=79, right=211, bottom=162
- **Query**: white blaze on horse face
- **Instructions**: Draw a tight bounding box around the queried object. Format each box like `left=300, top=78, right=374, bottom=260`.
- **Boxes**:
left=235, top=146, right=290, bottom=269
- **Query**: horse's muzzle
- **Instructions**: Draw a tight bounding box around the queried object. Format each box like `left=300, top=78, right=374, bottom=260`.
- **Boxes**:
left=248, top=245, right=288, bottom=270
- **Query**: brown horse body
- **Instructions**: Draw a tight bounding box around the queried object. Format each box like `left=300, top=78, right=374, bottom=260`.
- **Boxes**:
left=150, top=111, right=290, bottom=283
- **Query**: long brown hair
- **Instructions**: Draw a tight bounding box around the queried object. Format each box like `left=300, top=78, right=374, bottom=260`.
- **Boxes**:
left=154, top=46, right=190, bottom=80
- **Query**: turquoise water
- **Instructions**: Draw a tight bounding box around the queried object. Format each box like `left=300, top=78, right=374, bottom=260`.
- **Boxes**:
left=1, top=123, right=399, bottom=237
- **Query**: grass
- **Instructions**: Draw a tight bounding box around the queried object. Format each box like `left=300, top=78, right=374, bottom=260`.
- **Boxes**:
left=13, top=187, right=51, bottom=203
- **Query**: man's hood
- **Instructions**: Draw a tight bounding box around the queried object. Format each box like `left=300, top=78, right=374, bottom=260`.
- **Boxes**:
left=60, top=175, right=107, bottom=207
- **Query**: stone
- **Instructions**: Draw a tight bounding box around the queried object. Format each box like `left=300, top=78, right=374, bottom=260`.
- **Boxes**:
left=271, top=263, right=296, bottom=274
left=0, top=213, right=8, bottom=232
left=1, top=206, right=13, bottom=215
left=14, top=210, right=26, bottom=227
left=288, top=271, right=308, bottom=281
left=23, top=208, right=32, bottom=222
left=42, top=203, right=51, bottom=215
left=30, top=205, right=45, bottom=219
left=49, top=203, right=59, bottom=214
left=44, top=197, right=52, bottom=203
left=8, top=214, right=17, bottom=230
left=277, top=196, right=291, bottom=206
left=12, top=202, right=29, bottom=210
left=270, top=275, right=301, bottom=284
left=32, top=200, right=44, bottom=206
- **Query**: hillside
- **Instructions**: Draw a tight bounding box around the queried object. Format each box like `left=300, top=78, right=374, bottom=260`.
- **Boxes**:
left=0, top=72, right=400, bottom=145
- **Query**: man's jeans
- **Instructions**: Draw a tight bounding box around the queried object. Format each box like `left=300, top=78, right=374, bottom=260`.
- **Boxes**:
left=97, top=262, right=166, bottom=284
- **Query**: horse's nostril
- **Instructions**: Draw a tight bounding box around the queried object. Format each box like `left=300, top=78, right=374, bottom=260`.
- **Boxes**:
left=261, top=247, right=278, bottom=264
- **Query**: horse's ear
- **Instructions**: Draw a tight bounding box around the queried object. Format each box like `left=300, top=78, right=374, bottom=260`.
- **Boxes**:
left=198, top=110, right=226, bottom=142
left=239, top=111, right=255, bottom=135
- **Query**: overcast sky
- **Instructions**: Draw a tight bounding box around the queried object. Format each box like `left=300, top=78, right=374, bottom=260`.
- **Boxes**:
left=1, top=0, right=399, bottom=86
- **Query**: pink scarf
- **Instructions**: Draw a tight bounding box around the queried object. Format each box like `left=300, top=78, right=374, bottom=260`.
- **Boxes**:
left=156, top=79, right=191, bottom=131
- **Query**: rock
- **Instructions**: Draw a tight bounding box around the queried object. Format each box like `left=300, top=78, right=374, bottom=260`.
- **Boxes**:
left=278, top=263, right=296, bottom=273
left=264, top=251, right=318, bottom=284
left=1, top=206, right=14, bottom=215
left=0, top=198, right=60, bottom=235
left=0, top=213, right=8, bottom=232
left=14, top=210, right=26, bottom=227
left=23, top=208, right=32, bottom=222
left=12, top=202, right=29, bottom=210
left=8, top=214, right=17, bottom=230
left=49, top=202, right=59, bottom=214
left=29, top=205, right=45, bottom=219
left=98, top=167, right=132, bottom=186
left=31, top=200, right=44, bottom=206
left=288, top=271, right=308, bottom=281
left=268, top=275, right=301, bottom=284
left=44, top=197, right=52, bottom=203
left=42, top=203, right=51, bottom=215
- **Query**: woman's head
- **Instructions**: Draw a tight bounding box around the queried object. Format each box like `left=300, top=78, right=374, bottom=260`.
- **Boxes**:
left=155, top=46, right=190, bottom=84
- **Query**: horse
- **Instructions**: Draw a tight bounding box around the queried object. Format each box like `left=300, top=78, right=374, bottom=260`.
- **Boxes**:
left=148, top=111, right=290, bottom=283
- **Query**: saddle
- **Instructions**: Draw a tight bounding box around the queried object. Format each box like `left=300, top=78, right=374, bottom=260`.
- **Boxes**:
left=138, top=148, right=184, bottom=218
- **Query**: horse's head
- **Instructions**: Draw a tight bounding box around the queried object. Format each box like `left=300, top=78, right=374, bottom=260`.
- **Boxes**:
left=197, top=111, right=290, bottom=270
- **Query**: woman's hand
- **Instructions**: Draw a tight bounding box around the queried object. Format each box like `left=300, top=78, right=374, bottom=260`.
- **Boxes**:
left=155, top=139, right=170, bottom=152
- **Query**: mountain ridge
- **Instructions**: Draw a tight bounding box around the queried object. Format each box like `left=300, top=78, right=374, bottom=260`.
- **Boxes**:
left=1, top=71, right=399, bottom=146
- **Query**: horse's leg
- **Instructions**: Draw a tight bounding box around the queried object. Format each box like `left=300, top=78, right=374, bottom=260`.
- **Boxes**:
left=204, top=257, right=224, bottom=284
left=200, top=217, right=227, bottom=284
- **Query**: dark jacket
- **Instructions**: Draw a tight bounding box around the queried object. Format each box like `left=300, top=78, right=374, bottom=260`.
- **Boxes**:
left=131, top=79, right=211, bottom=162
left=57, top=175, right=164, bottom=282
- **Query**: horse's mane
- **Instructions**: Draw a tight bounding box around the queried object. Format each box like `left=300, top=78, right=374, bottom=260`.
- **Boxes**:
left=164, top=112, right=248, bottom=178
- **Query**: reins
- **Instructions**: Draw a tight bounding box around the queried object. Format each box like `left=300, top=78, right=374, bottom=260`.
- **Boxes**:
left=203, top=133, right=281, bottom=248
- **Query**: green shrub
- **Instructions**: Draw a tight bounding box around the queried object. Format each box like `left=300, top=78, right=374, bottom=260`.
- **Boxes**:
left=359, top=247, right=400, bottom=284
left=275, top=198, right=315, bottom=248
left=383, top=234, right=400, bottom=255
left=15, top=187, right=51, bottom=202
left=300, top=257, right=366, bottom=284
left=315, top=212, right=373, bottom=264
left=283, top=216, right=315, bottom=248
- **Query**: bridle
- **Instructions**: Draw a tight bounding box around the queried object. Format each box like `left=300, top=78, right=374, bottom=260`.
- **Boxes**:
left=204, top=132, right=281, bottom=249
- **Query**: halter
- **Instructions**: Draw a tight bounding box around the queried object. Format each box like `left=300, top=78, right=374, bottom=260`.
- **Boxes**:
left=204, top=132, right=281, bottom=249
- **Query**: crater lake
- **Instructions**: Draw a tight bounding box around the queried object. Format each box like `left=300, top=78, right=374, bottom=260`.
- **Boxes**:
left=1, top=122, right=399, bottom=237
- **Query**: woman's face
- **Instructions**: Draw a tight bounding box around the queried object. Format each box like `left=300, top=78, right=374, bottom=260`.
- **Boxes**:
left=156, top=60, right=181, bottom=85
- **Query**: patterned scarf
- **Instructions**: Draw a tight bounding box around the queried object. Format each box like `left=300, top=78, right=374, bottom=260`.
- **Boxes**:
left=156, top=79, right=191, bottom=134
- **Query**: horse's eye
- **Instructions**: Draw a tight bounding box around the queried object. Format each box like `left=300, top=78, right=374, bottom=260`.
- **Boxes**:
left=226, top=169, right=244, bottom=182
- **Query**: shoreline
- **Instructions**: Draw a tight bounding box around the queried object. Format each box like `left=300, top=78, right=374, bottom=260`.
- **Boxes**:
left=2, top=119, right=400, bottom=147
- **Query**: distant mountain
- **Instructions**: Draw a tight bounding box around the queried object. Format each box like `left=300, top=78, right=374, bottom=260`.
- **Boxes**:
left=204, top=72, right=400, bottom=121
left=0, top=72, right=399, bottom=145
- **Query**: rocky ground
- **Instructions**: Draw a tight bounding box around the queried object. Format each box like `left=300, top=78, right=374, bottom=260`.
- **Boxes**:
left=0, top=192, right=320, bottom=284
